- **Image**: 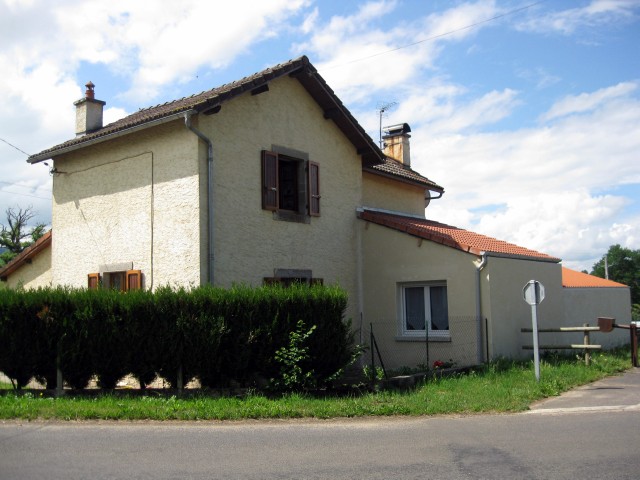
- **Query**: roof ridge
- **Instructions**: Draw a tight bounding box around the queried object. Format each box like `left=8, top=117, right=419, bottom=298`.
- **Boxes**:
left=29, top=55, right=387, bottom=166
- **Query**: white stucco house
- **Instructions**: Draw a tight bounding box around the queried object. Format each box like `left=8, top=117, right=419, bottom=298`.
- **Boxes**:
left=3, top=56, right=631, bottom=368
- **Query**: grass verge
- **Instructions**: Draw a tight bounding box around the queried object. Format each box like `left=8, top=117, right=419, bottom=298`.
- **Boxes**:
left=0, top=349, right=631, bottom=421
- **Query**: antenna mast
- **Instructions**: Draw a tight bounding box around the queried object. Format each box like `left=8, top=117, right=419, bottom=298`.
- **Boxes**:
left=377, top=101, right=397, bottom=148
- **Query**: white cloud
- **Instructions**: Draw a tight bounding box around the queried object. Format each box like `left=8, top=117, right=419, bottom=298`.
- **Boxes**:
left=300, top=1, right=501, bottom=104
left=517, top=0, right=640, bottom=35
left=47, top=0, right=311, bottom=102
left=541, top=82, right=638, bottom=121
left=420, top=82, right=640, bottom=271
left=0, top=0, right=312, bottom=226
left=104, top=107, right=128, bottom=126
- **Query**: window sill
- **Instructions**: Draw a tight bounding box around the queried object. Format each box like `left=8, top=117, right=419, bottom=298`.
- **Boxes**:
left=273, top=211, right=310, bottom=224
left=395, top=335, right=451, bottom=343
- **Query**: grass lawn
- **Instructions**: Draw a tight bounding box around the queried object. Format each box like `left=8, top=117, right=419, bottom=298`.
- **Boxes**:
left=0, top=349, right=631, bottom=421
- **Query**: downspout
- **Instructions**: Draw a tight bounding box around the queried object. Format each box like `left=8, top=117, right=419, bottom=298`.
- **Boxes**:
left=184, top=111, right=214, bottom=285
left=476, top=253, right=488, bottom=364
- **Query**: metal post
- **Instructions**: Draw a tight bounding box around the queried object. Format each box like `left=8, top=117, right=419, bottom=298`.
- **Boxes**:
left=531, top=303, right=540, bottom=382
left=631, top=324, right=638, bottom=368
left=425, top=321, right=429, bottom=370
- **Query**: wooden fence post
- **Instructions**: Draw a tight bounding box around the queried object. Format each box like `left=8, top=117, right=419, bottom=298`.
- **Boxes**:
left=583, top=323, right=590, bottom=366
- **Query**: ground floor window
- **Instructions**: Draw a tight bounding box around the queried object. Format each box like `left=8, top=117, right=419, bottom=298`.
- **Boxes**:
left=87, top=269, right=142, bottom=291
left=400, top=283, right=449, bottom=338
left=263, top=268, right=323, bottom=287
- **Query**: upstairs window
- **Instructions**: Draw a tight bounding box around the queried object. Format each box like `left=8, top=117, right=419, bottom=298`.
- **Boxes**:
left=262, top=150, right=320, bottom=218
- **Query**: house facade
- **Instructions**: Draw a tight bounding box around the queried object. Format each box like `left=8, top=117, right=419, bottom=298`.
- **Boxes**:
left=27, top=57, right=443, bottom=328
left=11, top=56, right=630, bottom=369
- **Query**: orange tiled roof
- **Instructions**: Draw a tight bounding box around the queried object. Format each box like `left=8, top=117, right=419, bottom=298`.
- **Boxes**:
left=561, top=267, right=627, bottom=288
left=0, top=230, right=52, bottom=281
left=358, top=209, right=560, bottom=262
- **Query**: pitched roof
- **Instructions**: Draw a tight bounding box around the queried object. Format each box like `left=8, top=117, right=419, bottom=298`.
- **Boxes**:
left=365, top=156, right=444, bottom=193
left=29, top=56, right=385, bottom=167
left=561, top=267, right=628, bottom=288
left=0, top=230, right=52, bottom=281
left=358, top=209, right=560, bottom=262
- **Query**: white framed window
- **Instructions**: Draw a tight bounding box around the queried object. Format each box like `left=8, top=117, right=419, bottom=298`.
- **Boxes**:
left=399, top=283, right=449, bottom=338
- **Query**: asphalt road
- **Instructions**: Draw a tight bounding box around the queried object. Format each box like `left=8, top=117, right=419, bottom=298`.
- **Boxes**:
left=1, top=369, right=639, bottom=480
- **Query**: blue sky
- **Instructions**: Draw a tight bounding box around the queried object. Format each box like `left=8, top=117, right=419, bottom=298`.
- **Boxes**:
left=1, top=0, right=639, bottom=272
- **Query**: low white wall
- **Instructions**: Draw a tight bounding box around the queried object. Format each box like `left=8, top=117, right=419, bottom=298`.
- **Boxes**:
left=561, top=286, right=631, bottom=349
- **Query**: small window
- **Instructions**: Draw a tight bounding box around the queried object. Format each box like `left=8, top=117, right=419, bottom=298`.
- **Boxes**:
left=400, top=283, right=449, bottom=338
left=263, top=268, right=322, bottom=286
left=264, top=277, right=323, bottom=287
left=88, top=270, right=142, bottom=291
left=261, top=150, right=320, bottom=217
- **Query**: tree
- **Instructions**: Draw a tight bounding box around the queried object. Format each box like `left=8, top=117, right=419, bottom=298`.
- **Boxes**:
left=0, top=206, right=46, bottom=267
left=591, top=244, right=640, bottom=306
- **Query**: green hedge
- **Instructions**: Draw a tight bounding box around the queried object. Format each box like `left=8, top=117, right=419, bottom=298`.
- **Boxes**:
left=0, top=284, right=352, bottom=391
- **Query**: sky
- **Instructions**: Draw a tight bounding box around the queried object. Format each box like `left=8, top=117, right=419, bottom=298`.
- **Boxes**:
left=1, top=0, right=639, bottom=273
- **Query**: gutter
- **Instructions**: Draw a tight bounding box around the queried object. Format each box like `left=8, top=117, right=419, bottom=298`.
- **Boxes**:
left=184, top=111, right=215, bottom=285
left=475, top=252, right=488, bottom=364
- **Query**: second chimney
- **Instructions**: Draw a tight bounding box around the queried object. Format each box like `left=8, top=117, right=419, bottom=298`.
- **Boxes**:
left=382, top=123, right=411, bottom=167
left=74, top=81, right=106, bottom=137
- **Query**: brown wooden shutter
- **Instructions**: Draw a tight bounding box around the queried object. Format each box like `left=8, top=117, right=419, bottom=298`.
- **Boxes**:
left=308, top=161, right=320, bottom=216
left=126, top=270, right=142, bottom=291
left=87, top=273, right=100, bottom=289
left=262, top=150, right=278, bottom=211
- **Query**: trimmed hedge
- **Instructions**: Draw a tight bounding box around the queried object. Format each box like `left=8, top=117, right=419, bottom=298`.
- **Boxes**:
left=0, top=284, right=353, bottom=391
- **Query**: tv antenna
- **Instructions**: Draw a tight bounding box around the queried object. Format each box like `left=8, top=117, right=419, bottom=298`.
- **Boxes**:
left=377, top=101, right=397, bottom=148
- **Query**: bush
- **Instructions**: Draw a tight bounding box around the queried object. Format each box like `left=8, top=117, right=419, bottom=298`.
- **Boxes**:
left=0, top=283, right=353, bottom=392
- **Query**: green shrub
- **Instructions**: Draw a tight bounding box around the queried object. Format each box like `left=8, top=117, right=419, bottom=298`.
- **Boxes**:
left=0, top=283, right=353, bottom=392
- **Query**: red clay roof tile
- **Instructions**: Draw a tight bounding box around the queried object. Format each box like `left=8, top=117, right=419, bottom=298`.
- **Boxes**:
left=358, top=210, right=560, bottom=262
left=561, top=267, right=627, bottom=288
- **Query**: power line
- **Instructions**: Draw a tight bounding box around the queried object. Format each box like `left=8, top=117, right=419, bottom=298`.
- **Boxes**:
left=0, top=137, right=31, bottom=157
left=0, top=180, right=51, bottom=193
left=323, top=1, right=546, bottom=70
left=0, top=189, right=51, bottom=201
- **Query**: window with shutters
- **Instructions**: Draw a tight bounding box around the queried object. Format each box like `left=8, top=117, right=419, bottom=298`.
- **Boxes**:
left=87, top=270, right=142, bottom=291
left=399, top=282, right=449, bottom=339
left=262, top=149, right=320, bottom=220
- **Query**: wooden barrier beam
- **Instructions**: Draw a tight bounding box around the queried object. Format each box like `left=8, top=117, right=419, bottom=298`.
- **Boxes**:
left=521, top=327, right=600, bottom=333
left=522, top=344, right=601, bottom=350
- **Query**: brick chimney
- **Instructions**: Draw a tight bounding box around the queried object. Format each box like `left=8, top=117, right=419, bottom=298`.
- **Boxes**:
left=74, top=81, right=105, bottom=137
left=382, top=123, right=411, bottom=167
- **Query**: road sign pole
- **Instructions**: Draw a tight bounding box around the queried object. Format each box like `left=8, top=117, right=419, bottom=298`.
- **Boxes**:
left=523, top=280, right=545, bottom=382
left=531, top=303, right=540, bottom=382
